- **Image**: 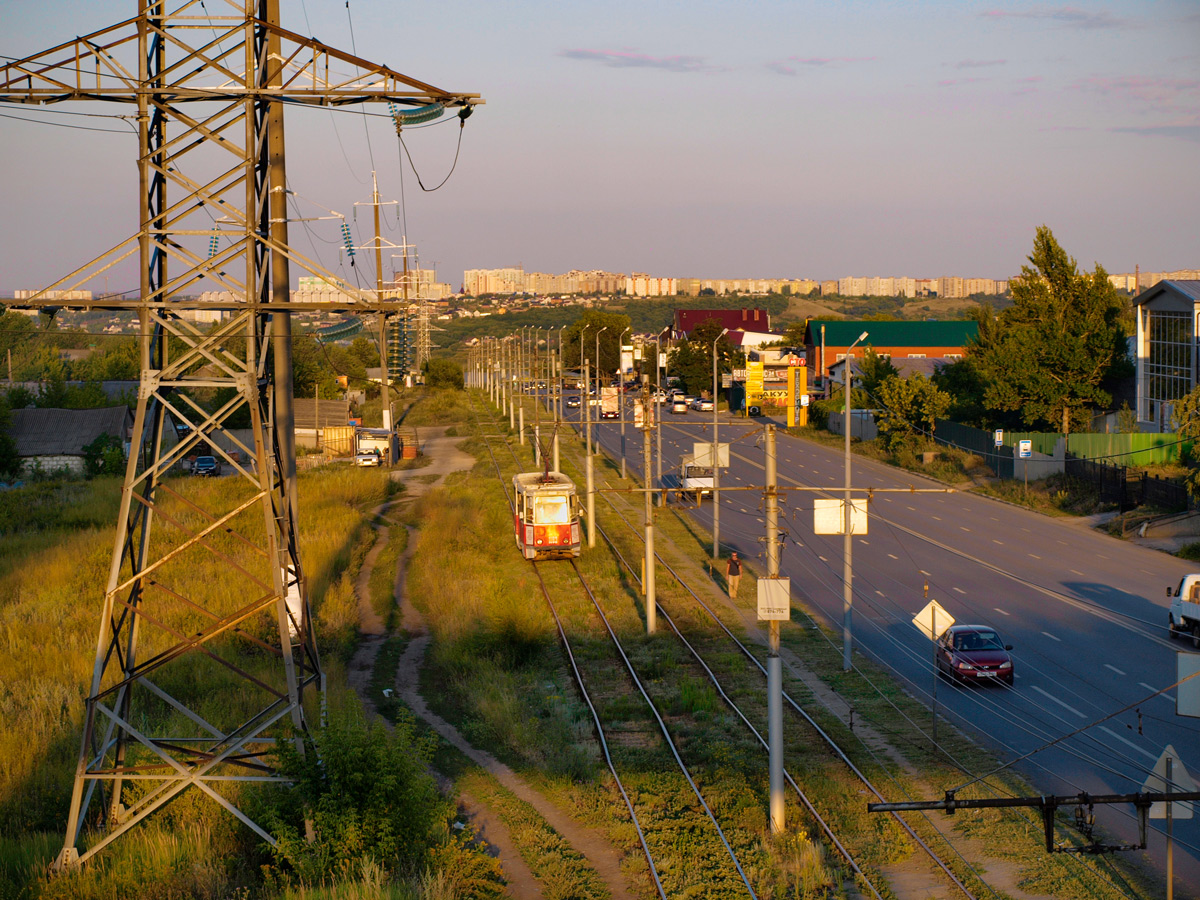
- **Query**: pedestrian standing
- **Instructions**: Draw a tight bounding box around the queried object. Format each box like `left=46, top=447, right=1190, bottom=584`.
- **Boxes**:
left=726, top=551, right=741, bottom=600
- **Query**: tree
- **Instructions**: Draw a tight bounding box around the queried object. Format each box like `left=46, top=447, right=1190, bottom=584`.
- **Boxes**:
left=0, top=395, right=21, bottom=482
left=668, top=318, right=735, bottom=396
left=857, top=348, right=899, bottom=402
left=972, top=226, right=1126, bottom=435
left=1171, top=388, right=1200, bottom=499
left=424, top=358, right=464, bottom=390
left=875, top=373, right=952, bottom=451
left=562, top=310, right=631, bottom=379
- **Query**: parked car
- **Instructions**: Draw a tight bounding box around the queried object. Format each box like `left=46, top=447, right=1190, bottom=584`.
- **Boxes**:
left=936, top=625, right=1014, bottom=685
left=193, top=455, right=221, bottom=476
left=670, top=397, right=689, bottom=414
left=354, top=449, right=382, bottom=467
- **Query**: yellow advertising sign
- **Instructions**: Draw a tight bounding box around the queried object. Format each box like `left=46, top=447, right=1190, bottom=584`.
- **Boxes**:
left=787, top=365, right=808, bottom=427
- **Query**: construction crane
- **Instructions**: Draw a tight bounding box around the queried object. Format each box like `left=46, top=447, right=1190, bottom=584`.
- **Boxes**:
left=0, top=0, right=480, bottom=869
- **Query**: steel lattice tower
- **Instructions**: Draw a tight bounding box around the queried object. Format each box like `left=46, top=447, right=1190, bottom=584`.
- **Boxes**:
left=0, top=0, right=479, bottom=868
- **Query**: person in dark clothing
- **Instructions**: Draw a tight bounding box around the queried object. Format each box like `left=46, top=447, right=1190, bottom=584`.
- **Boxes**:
left=726, top=552, right=742, bottom=600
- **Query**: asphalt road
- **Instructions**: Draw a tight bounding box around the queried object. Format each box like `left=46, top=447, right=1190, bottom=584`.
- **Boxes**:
left=551, top=393, right=1200, bottom=897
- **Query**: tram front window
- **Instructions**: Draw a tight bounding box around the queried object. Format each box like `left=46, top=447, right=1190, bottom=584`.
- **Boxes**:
left=533, top=495, right=571, bottom=525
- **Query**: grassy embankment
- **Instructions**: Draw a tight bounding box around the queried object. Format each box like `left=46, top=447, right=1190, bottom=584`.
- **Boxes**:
left=0, top=450, right=494, bottom=900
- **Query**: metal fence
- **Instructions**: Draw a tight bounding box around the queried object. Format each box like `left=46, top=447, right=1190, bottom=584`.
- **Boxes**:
left=1062, top=457, right=1189, bottom=513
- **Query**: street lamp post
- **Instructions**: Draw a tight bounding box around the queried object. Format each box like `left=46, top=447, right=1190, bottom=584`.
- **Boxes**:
left=533, top=326, right=543, bottom=467
left=594, top=326, right=608, bottom=458
left=712, top=328, right=729, bottom=561
left=619, top=326, right=630, bottom=478
left=843, top=330, right=869, bottom=672
left=657, top=327, right=669, bottom=507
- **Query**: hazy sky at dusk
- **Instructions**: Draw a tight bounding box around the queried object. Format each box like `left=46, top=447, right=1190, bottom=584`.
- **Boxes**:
left=1, top=0, right=1197, bottom=294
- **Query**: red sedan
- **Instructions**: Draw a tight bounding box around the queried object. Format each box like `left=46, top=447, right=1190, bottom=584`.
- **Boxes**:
left=936, top=624, right=1014, bottom=685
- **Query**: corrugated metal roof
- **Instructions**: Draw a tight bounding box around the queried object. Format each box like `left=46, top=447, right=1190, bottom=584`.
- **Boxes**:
left=674, top=308, right=772, bottom=335
left=11, top=406, right=133, bottom=457
left=803, top=319, right=978, bottom=348
left=1134, top=279, right=1200, bottom=306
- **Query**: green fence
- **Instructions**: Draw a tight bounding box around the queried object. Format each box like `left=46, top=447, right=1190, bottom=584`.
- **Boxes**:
left=1063, top=432, right=1187, bottom=466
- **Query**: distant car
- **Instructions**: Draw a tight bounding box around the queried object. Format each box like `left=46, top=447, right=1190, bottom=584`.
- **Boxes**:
left=694, top=398, right=714, bottom=412
left=600, top=408, right=618, bottom=419
left=936, top=625, right=1014, bottom=685
left=651, top=390, right=669, bottom=404
left=670, top=398, right=689, bottom=414
left=193, top=455, right=221, bottom=476
left=565, top=396, right=581, bottom=409
left=354, top=449, right=382, bottom=467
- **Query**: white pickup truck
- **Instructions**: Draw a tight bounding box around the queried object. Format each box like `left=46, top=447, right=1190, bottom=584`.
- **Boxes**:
left=1168, top=574, right=1200, bottom=647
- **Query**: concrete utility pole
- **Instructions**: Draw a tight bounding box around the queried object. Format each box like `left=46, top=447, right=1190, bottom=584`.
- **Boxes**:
left=656, top=327, right=668, bottom=506
left=712, top=327, right=728, bottom=560
left=620, top=325, right=630, bottom=478
left=643, top=375, right=656, bottom=634
left=0, top=0, right=481, bottom=869
left=584, top=361, right=595, bottom=548
left=765, top=424, right=784, bottom=833
left=843, top=331, right=868, bottom=672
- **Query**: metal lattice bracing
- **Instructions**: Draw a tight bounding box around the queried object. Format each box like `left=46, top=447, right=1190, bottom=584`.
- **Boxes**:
left=0, top=0, right=479, bottom=869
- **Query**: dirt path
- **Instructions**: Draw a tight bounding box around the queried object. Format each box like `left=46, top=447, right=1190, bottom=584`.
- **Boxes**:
left=349, top=427, right=633, bottom=900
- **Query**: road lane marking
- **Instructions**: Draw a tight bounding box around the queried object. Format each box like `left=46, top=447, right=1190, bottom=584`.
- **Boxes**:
left=1098, top=726, right=1158, bottom=763
left=920, top=570, right=930, bottom=576
left=995, top=607, right=1010, bottom=615
left=1029, top=554, right=1041, bottom=559
left=960, top=526, right=970, bottom=532
left=993, top=539, right=1003, bottom=545
left=876, top=590, right=885, bottom=596
left=1031, top=685, right=1086, bottom=718
left=907, top=506, right=917, bottom=511
left=1104, top=664, right=1126, bottom=676
left=1042, top=631, right=1060, bottom=641
left=931, top=515, right=942, bottom=521
left=1070, top=570, right=1084, bottom=576
left=953, top=587, right=965, bottom=594
left=888, top=554, right=898, bottom=560
left=1139, top=682, right=1173, bottom=701
left=818, top=555, right=828, bottom=562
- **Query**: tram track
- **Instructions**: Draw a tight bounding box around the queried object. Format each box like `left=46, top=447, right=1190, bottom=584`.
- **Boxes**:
left=545, top=409, right=979, bottom=900
left=470, top=395, right=761, bottom=897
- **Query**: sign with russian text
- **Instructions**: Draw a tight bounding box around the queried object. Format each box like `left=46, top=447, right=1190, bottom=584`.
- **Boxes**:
left=757, top=577, right=791, bottom=621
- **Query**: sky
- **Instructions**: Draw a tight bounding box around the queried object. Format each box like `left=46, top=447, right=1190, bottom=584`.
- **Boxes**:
left=0, top=0, right=1198, bottom=295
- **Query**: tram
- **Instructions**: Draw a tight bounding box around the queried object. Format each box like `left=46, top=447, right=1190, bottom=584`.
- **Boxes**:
left=512, top=471, right=582, bottom=560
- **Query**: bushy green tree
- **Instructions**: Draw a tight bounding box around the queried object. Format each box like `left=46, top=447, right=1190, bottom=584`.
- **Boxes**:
left=424, top=358, right=464, bottom=389
left=562, top=310, right=632, bottom=378
left=857, top=347, right=899, bottom=401
left=876, top=373, right=952, bottom=451
left=972, top=226, right=1126, bottom=435
left=82, top=432, right=126, bottom=477
left=668, top=318, right=736, bottom=396
left=1172, top=388, right=1200, bottom=499
left=0, top=395, right=21, bottom=482
left=260, top=711, right=449, bottom=882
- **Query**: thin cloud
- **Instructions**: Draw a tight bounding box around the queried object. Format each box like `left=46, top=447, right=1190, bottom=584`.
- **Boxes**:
left=938, top=77, right=989, bottom=87
left=980, top=6, right=1129, bottom=30
left=954, top=59, right=1007, bottom=69
left=1112, top=124, right=1200, bottom=143
left=764, top=55, right=876, bottom=76
left=1070, top=74, right=1200, bottom=115
left=559, top=49, right=714, bottom=73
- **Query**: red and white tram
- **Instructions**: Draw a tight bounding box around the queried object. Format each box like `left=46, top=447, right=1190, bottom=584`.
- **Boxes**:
left=512, top=471, right=582, bottom=560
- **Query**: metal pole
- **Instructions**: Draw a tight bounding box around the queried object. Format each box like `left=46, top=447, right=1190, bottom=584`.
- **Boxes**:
left=584, top=361, right=595, bottom=548
left=1168, top=755, right=1175, bottom=900
left=620, top=326, right=630, bottom=479
left=843, top=331, right=867, bottom=672
left=712, top=328, right=728, bottom=561
left=372, top=172, right=392, bottom=463
left=533, top=327, right=541, bottom=465
left=508, top=339, right=515, bottom=431
left=657, top=328, right=667, bottom=507
left=644, top=375, right=656, bottom=634
left=595, top=326, right=608, bottom=458
left=766, top=423, right=783, bottom=832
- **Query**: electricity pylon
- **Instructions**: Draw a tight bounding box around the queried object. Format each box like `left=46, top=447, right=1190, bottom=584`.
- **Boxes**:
left=0, top=0, right=479, bottom=869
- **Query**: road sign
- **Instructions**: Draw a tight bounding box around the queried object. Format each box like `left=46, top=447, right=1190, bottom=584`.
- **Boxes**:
left=757, top=577, right=791, bottom=621
left=912, top=599, right=954, bottom=641
left=1143, top=745, right=1195, bottom=819
left=814, top=498, right=868, bottom=535
left=1018, top=439, right=1032, bottom=459
left=1179, top=652, right=1200, bottom=719
left=994, top=429, right=1003, bottom=447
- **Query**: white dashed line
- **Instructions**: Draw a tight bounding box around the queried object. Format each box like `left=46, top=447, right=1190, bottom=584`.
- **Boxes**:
left=1070, top=570, right=1084, bottom=577
left=1104, top=664, right=1126, bottom=676
left=1031, top=685, right=1086, bottom=718
left=818, top=555, right=828, bottom=562
left=1029, top=554, right=1041, bottom=560
left=994, top=607, right=1010, bottom=615
left=907, top=506, right=917, bottom=511
left=876, top=590, right=885, bottom=597
left=931, top=515, right=941, bottom=521
left=1098, top=726, right=1158, bottom=763
left=1042, top=631, right=1060, bottom=641
left=993, top=539, right=1003, bottom=545
left=952, top=587, right=965, bottom=595
left=960, top=526, right=970, bottom=532
left=888, top=554, right=898, bottom=560
left=920, top=570, right=930, bottom=576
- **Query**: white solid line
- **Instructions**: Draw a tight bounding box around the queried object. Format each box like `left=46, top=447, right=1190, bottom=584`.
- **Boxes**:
left=1104, top=664, right=1126, bottom=676
left=1098, top=726, right=1159, bottom=763
left=995, top=607, right=1010, bottom=615
left=1030, top=685, right=1087, bottom=718
left=1042, top=631, right=1060, bottom=641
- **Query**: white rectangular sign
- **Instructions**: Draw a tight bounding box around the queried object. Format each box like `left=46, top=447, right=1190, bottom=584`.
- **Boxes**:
left=1178, top=652, right=1200, bottom=719
left=813, top=498, right=868, bottom=535
left=912, top=599, right=954, bottom=642
left=757, top=577, right=791, bottom=621
left=1018, top=439, right=1032, bottom=459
